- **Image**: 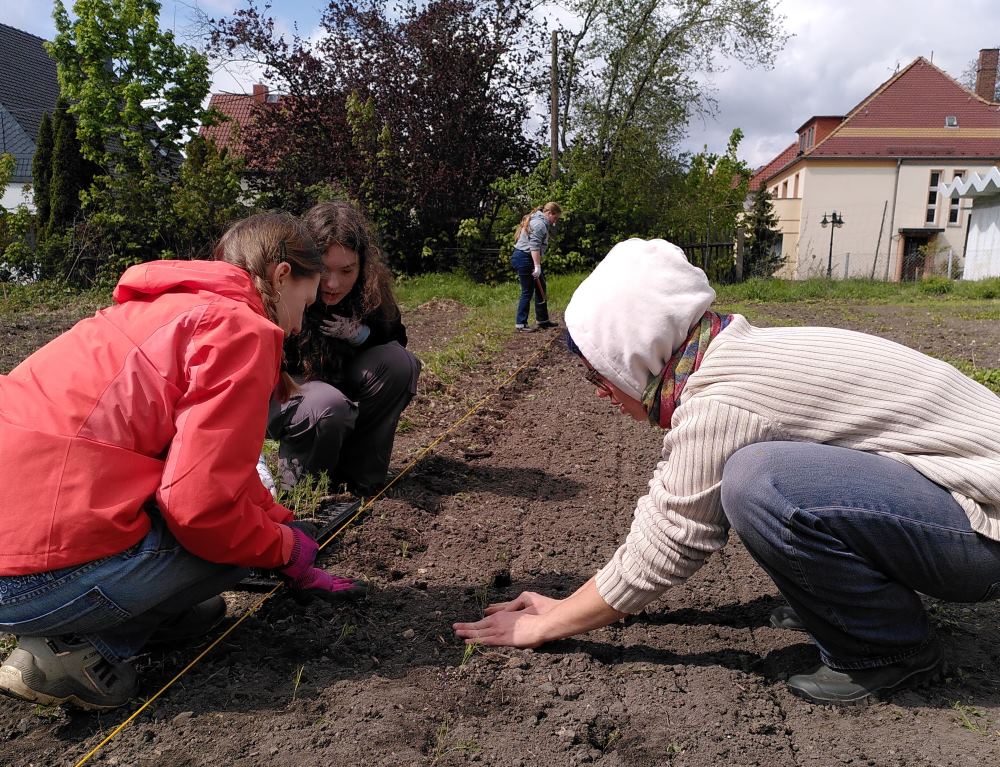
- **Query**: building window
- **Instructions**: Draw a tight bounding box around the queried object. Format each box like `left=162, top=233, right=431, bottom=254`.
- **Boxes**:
left=793, top=173, right=800, bottom=198
left=798, top=125, right=816, bottom=152
left=926, top=170, right=941, bottom=224
left=948, top=170, right=964, bottom=224
left=781, top=180, right=789, bottom=198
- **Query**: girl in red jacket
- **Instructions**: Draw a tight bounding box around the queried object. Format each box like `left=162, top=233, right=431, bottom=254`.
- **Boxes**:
left=0, top=212, right=364, bottom=711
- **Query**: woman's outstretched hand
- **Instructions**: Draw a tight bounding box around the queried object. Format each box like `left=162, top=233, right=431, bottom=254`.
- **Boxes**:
left=453, top=591, right=558, bottom=648
left=453, top=578, right=627, bottom=649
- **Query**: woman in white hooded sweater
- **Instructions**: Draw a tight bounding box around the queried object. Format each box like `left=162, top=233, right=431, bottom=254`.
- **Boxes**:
left=454, top=238, right=1000, bottom=705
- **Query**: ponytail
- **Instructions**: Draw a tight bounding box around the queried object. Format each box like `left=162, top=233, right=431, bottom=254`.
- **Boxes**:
left=213, top=212, right=322, bottom=401
left=515, top=201, right=562, bottom=242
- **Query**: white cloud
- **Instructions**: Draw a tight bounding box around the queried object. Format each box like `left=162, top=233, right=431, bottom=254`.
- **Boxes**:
left=6, top=0, right=999, bottom=166
left=681, top=0, right=1000, bottom=166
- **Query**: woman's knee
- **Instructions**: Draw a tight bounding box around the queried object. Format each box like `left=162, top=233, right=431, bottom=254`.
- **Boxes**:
left=721, top=442, right=794, bottom=535
left=292, top=381, right=357, bottom=434
left=351, top=343, right=420, bottom=399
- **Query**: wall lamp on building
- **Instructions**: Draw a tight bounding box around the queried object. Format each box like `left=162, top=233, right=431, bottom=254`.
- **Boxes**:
left=820, top=211, right=845, bottom=278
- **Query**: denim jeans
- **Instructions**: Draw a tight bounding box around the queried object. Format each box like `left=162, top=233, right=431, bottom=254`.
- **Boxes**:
left=511, top=249, right=549, bottom=326
left=0, top=509, right=247, bottom=664
left=721, top=441, right=1000, bottom=670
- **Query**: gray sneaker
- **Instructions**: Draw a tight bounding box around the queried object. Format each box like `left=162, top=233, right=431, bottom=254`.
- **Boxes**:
left=0, top=636, right=137, bottom=711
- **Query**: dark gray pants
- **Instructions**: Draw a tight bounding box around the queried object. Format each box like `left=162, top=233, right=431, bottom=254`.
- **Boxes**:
left=267, top=342, right=420, bottom=493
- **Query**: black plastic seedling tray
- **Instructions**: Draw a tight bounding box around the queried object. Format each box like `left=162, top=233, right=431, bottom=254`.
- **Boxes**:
left=236, top=499, right=363, bottom=591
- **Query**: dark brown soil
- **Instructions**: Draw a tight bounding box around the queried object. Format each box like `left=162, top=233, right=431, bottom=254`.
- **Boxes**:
left=2, top=298, right=1000, bottom=766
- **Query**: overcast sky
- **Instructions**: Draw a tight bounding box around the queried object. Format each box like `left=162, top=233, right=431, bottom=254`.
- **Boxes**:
left=4, top=0, right=1000, bottom=169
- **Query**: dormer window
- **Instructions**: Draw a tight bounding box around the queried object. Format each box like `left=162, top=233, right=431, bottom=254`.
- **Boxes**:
left=944, top=115, right=958, bottom=128
left=798, top=124, right=816, bottom=152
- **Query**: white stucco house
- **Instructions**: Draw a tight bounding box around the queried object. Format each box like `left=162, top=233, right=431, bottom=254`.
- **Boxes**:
left=750, top=49, right=1000, bottom=281
left=939, top=167, right=1000, bottom=279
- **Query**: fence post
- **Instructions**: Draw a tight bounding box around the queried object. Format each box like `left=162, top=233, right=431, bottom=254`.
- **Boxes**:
left=844, top=252, right=850, bottom=279
left=947, top=248, right=954, bottom=279
left=735, top=228, right=745, bottom=283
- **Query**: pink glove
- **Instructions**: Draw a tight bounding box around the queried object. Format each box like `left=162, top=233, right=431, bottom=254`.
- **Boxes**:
left=279, top=526, right=367, bottom=602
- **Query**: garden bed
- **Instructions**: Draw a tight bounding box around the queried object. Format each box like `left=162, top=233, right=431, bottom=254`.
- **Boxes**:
left=2, top=296, right=1000, bottom=766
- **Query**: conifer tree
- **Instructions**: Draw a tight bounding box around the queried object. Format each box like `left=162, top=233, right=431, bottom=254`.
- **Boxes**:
left=745, top=188, right=784, bottom=278
left=48, top=101, right=94, bottom=233
left=31, top=112, right=54, bottom=235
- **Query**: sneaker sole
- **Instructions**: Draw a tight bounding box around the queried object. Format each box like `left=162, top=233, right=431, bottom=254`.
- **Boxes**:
left=0, top=664, right=120, bottom=712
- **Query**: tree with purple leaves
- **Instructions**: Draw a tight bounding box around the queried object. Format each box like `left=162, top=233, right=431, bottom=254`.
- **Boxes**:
left=209, top=0, right=541, bottom=274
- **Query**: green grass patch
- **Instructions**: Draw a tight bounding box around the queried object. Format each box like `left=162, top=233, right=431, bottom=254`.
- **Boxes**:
left=715, top=276, right=1000, bottom=305
left=395, top=271, right=587, bottom=384
left=0, top=280, right=108, bottom=316
left=946, top=361, right=1000, bottom=396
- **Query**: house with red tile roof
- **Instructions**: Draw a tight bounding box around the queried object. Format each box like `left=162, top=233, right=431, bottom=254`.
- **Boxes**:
left=750, top=49, right=1000, bottom=280
left=200, top=84, right=278, bottom=157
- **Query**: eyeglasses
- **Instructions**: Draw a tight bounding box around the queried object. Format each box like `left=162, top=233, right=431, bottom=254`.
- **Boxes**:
left=584, top=366, right=611, bottom=393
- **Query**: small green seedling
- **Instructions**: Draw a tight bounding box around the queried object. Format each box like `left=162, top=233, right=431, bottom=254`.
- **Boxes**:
left=459, top=642, right=479, bottom=667
left=291, top=664, right=305, bottom=702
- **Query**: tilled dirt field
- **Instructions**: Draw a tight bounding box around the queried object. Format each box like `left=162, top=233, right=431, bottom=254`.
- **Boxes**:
left=2, top=295, right=1000, bottom=766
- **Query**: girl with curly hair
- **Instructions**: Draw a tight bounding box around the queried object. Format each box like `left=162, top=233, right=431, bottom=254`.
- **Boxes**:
left=267, top=201, right=421, bottom=495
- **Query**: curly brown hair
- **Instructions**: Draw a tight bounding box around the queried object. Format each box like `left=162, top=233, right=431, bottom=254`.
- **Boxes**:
left=302, top=201, right=398, bottom=320
left=294, top=202, right=402, bottom=385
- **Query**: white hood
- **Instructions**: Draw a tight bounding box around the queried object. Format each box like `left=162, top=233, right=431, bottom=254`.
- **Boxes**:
left=564, top=238, right=716, bottom=400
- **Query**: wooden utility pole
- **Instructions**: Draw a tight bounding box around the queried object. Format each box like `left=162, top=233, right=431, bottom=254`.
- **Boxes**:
left=550, top=30, right=558, bottom=179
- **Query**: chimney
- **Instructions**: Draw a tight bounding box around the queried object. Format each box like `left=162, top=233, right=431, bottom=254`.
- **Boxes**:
left=975, top=48, right=999, bottom=101
left=252, top=83, right=268, bottom=103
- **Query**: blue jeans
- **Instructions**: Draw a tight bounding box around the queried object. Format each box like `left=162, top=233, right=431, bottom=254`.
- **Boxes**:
left=511, top=249, right=549, bottom=326
left=721, top=441, right=1000, bottom=670
left=0, top=509, right=247, bottom=664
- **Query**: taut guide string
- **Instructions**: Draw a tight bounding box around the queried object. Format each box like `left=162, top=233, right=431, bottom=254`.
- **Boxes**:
left=72, top=335, right=558, bottom=767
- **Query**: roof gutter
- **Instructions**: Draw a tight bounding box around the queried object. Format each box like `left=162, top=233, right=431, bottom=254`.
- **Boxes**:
left=884, top=159, right=902, bottom=281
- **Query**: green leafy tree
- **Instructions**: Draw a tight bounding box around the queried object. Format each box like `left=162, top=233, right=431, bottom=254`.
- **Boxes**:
left=0, top=153, right=13, bottom=188
left=1, top=153, right=39, bottom=281
left=744, top=187, right=783, bottom=277
left=31, top=113, right=54, bottom=235
left=665, top=129, right=750, bottom=239
left=168, top=136, right=247, bottom=260
left=48, top=0, right=212, bottom=282
left=554, top=0, right=785, bottom=242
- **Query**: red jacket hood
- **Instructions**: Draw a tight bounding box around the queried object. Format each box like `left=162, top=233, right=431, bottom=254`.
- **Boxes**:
left=113, top=260, right=268, bottom=318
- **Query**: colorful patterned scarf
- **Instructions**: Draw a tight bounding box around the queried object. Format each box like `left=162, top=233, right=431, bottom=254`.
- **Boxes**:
left=641, top=310, right=734, bottom=428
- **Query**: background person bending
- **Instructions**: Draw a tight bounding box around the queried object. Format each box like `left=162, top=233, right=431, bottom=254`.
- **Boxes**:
left=455, top=237, right=1000, bottom=705
left=268, top=201, right=421, bottom=496
left=0, top=213, right=364, bottom=711
left=510, top=201, right=561, bottom=332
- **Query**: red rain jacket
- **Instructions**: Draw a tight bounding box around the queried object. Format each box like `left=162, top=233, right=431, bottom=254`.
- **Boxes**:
left=0, top=260, right=294, bottom=575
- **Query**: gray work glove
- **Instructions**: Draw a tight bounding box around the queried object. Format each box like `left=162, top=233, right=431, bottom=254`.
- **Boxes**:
left=320, top=316, right=371, bottom=346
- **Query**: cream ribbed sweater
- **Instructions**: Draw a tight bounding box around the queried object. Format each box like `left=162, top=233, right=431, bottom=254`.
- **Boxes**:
left=595, top=316, right=1000, bottom=614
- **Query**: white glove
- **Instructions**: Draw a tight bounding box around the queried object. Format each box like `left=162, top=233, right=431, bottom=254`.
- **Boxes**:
left=320, top=316, right=371, bottom=346
left=256, top=453, right=278, bottom=499
left=531, top=264, right=542, bottom=279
